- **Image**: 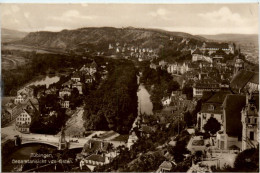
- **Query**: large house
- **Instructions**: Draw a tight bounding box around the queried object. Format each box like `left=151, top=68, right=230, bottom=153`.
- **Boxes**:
left=241, top=94, right=259, bottom=151
left=15, top=109, right=33, bottom=133
left=71, top=71, right=81, bottom=82
left=192, top=48, right=213, bottom=63
left=193, top=79, right=220, bottom=97
left=2, top=97, right=39, bottom=126
left=216, top=94, right=246, bottom=150
left=60, top=99, right=70, bottom=109
left=197, top=91, right=231, bottom=133
left=78, top=139, right=115, bottom=171
left=167, top=62, right=190, bottom=75
left=80, top=154, right=109, bottom=171
left=80, top=61, right=98, bottom=76
left=62, top=79, right=84, bottom=95
left=200, top=42, right=234, bottom=55
left=59, top=87, right=71, bottom=98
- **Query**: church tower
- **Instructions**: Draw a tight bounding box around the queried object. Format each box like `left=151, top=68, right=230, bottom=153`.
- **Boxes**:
left=233, top=48, right=244, bottom=76
left=58, top=127, right=68, bottom=150
left=241, top=93, right=259, bottom=151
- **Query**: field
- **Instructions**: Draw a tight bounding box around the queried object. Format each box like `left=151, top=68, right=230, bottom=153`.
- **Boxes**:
left=2, top=44, right=56, bottom=54
left=2, top=55, right=28, bottom=70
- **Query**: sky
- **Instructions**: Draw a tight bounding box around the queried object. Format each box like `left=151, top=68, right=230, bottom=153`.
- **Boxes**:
left=0, top=3, right=258, bottom=35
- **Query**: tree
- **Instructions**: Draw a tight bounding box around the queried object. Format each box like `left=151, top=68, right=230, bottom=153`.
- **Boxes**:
left=184, top=111, right=193, bottom=127
left=203, top=117, right=221, bottom=134
left=182, top=85, right=193, bottom=100
left=167, top=80, right=180, bottom=94
left=234, top=148, right=259, bottom=172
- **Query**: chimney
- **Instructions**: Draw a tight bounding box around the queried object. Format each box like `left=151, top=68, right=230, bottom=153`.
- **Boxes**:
left=101, top=141, right=104, bottom=149
left=89, top=141, right=92, bottom=149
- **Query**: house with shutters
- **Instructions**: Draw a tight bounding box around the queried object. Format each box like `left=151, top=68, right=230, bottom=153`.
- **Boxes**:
left=15, top=109, right=32, bottom=133
left=197, top=91, right=231, bottom=133
left=59, top=87, right=71, bottom=99
left=193, top=79, right=221, bottom=97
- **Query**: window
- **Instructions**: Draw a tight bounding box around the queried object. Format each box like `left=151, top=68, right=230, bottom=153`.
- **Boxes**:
left=250, top=131, right=254, bottom=140
left=209, top=105, right=215, bottom=110
left=255, top=118, right=257, bottom=124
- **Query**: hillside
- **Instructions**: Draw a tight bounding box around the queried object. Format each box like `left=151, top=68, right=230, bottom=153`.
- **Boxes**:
left=1, top=28, right=28, bottom=43
left=16, top=27, right=206, bottom=51
left=199, top=34, right=258, bottom=45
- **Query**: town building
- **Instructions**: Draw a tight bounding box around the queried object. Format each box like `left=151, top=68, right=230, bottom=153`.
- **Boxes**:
left=59, top=87, right=71, bottom=98
left=241, top=94, right=259, bottom=151
left=72, top=81, right=83, bottom=94
left=197, top=91, right=231, bottom=133
left=60, top=100, right=70, bottom=108
left=80, top=154, right=109, bottom=171
left=15, top=109, right=33, bottom=133
left=192, top=48, right=213, bottom=63
left=157, top=161, right=175, bottom=172
left=201, top=42, right=234, bottom=55
left=71, top=71, right=81, bottom=82
left=17, top=86, right=34, bottom=98
left=193, top=79, right=220, bottom=97
left=216, top=94, right=246, bottom=150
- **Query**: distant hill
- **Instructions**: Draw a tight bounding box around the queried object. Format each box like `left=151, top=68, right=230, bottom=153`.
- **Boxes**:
left=1, top=28, right=28, bottom=43
left=15, top=27, right=207, bottom=51
left=199, top=34, right=258, bottom=47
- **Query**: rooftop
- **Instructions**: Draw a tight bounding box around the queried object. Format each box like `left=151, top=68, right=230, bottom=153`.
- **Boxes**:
left=85, top=154, right=105, bottom=163
left=230, top=70, right=259, bottom=90
left=223, top=94, right=246, bottom=137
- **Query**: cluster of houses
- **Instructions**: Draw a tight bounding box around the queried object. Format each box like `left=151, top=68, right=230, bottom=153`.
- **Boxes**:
left=58, top=60, right=99, bottom=108
left=147, top=42, right=258, bottom=171
left=2, top=60, right=109, bottom=134
left=1, top=86, right=39, bottom=133
left=77, top=138, right=121, bottom=171
left=108, top=42, right=159, bottom=61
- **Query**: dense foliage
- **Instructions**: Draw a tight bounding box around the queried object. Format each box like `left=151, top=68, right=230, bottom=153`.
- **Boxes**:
left=140, top=67, right=180, bottom=110
left=2, top=51, right=86, bottom=96
left=213, top=148, right=259, bottom=172
left=203, top=117, right=221, bottom=134
left=30, top=94, right=68, bottom=134
left=83, top=60, right=138, bottom=134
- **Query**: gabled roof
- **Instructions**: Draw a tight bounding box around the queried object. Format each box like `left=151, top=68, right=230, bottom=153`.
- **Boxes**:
left=230, top=70, right=259, bottom=90
left=206, top=91, right=232, bottom=104
left=204, top=42, right=229, bottom=49
left=192, top=48, right=202, bottom=55
left=200, top=91, right=232, bottom=114
left=82, top=139, right=111, bottom=154
left=90, top=61, right=98, bottom=68
left=223, top=94, right=246, bottom=137
left=159, top=161, right=173, bottom=170
left=2, top=97, right=15, bottom=106
left=85, top=154, right=105, bottom=162
left=71, top=72, right=81, bottom=78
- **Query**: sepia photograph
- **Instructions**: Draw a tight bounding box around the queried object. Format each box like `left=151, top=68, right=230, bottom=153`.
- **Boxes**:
left=0, top=2, right=259, bottom=172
